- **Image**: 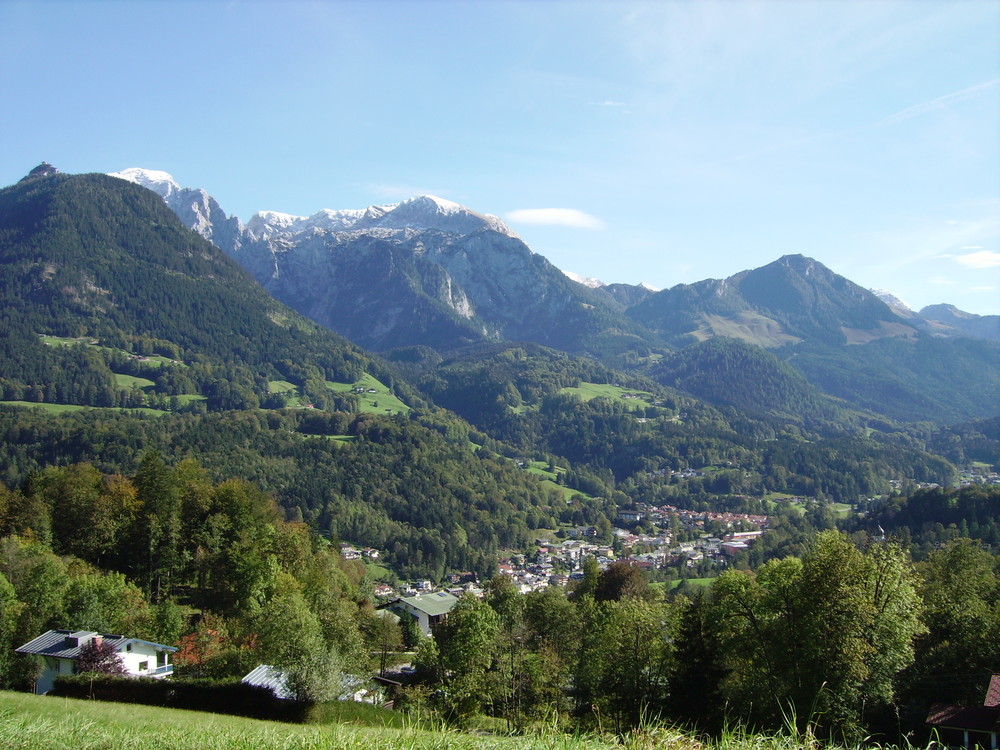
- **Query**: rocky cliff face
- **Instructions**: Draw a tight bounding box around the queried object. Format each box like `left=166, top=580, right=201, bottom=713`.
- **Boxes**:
left=110, top=168, right=243, bottom=256
left=115, top=168, right=653, bottom=355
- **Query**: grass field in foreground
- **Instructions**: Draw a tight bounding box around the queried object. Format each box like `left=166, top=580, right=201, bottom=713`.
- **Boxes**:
left=0, top=691, right=614, bottom=750
left=0, top=690, right=902, bottom=750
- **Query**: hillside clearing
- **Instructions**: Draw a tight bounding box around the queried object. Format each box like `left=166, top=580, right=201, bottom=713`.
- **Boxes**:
left=558, top=382, right=658, bottom=411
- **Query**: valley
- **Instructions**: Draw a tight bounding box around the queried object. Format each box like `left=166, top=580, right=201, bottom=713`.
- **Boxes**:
left=0, top=165, right=996, bottom=745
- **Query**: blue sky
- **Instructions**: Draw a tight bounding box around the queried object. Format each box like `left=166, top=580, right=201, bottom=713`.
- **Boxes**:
left=2, top=0, right=998, bottom=314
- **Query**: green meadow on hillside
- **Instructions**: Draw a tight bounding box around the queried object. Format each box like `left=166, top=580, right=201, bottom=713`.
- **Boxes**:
left=523, top=460, right=590, bottom=501
left=327, top=373, right=411, bottom=416
left=0, top=401, right=169, bottom=416
left=558, top=382, right=658, bottom=411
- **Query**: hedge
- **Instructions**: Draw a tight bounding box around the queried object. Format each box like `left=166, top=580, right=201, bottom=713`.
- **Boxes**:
left=51, top=673, right=312, bottom=723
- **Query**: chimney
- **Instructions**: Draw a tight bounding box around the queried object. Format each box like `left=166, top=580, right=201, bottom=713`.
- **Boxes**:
left=93, top=635, right=103, bottom=647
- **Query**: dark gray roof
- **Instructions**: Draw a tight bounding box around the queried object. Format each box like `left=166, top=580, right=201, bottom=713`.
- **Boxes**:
left=926, top=703, right=1000, bottom=732
left=14, top=629, right=176, bottom=659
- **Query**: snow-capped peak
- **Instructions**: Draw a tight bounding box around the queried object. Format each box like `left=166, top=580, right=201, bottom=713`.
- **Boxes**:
left=109, top=168, right=516, bottom=242
left=256, top=210, right=306, bottom=225
left=639, top=282, right=660, bottom=292
left=244, top=210, right=308, bottom=239
left=871, top=288, right=912, bottom=313
left=364, top=195, right=516, bottom=236
left=563, top=270, right=605, bottom=288
left=108, top=167, right=181, bottom=199
left=406, top=195, right=465, bottom=214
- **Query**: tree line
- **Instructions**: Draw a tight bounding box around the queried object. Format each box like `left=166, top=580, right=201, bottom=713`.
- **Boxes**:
left=0, top=455, right=394, bottom=701
left=407, top=532, right=998, bottom=745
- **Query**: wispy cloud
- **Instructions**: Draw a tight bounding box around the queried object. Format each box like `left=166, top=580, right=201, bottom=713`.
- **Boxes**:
left=506, top=208, right=605, bottom=230
left=596, top=100, right=627, bottom=108
left=954, top=249, right=1000, bottom=269
left=878, top=79, right=1000, bottom=126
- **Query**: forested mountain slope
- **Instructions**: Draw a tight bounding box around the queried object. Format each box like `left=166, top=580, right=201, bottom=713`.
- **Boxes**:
left=0, top=169, right=403, bottom=411
left=0, top=168, right=590, bottom=578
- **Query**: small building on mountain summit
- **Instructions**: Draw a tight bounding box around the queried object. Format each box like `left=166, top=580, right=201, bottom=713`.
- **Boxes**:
left=15, top=629, right=176, bottom=695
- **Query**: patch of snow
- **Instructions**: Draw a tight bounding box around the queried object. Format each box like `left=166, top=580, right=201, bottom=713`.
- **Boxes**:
left=871, top=288, right=912, bottom=312
left=563, top=270, right=605, bottom=288
left=108, top=167, right=181, bottom=199
left=639, top=282, right=660, bottom=292
left=255, top=210, right=306, bottom=226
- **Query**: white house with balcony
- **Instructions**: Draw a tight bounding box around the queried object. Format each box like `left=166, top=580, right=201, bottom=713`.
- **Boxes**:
left=15, top=629, right=176, bottom=694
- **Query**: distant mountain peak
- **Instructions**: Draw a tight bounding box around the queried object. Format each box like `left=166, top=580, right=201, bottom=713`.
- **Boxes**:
left=361, top=194, right=516, bottom=236
left=109, top=167, right=181, bottom=199
left=563, top=270, right=605, bottom=288
left=921, top=302, right=966, bottom=318
left=871, top=289, right=913, bottom=314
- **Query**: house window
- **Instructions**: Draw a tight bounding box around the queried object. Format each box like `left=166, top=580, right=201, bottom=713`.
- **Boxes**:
left=126, top=644, right=132, bottom=652
left=138, top=661, right=148, bottom=671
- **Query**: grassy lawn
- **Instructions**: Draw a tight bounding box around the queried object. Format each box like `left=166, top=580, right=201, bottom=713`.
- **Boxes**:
left=322, top=435, right=356, bottom=445
left=364, top=559, right=396, bottom=583
left=539, top=479, right=588, bottom=501
left=655, top=578, right=717, bottom=591
left=40, top=335, right=97, bottom=347
left=517, top=461, right=591, bottom=501
left=0, top=401, right=90, bottom=414
left=0, top=402, right=168, bottom=416
left=831, top=502, right=853, bottom=518
left=525, top=461, right=562, bottom=481
left=174, top=394, right=207, bottom=405
left=0, top=690, right=619, bottom=750
left=558, top=382, right=656, bottom=411
left=327, top=374, right=410, bottom=416
left=268, top=379, right=299, bottom=393
left=135, top=355, right=179, bottom=368
left=40, top=335, right=182, bottom=368
left=114, top=373, right=156, bottom=389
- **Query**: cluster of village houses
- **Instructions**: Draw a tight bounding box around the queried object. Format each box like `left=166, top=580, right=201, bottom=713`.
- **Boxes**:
left=351, top=502, right=772, bottom=638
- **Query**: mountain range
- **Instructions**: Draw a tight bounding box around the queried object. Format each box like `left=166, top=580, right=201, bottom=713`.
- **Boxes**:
left=110, top=166, right=998, bottom=426
left=0, top=163, right=995, bottom=577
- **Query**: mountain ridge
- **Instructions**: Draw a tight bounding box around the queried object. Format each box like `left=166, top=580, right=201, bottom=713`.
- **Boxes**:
left=98, top=165, right=998, bottom=426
